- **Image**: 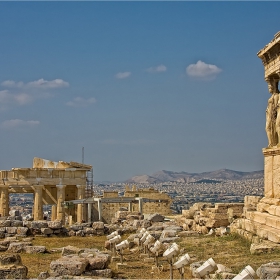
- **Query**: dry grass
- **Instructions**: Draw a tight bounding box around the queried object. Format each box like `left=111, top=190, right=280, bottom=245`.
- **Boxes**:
left=15, top=233, right=280, bottom=279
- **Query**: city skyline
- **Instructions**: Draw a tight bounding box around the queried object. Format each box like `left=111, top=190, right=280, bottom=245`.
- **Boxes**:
left=0, top=2, right=278, bottom=181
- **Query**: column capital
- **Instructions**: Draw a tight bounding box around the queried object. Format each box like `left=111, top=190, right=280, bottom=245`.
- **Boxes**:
left=0, top=185, right=9, bottom=189
left=76, top=184, right=86, bottom=189
left=32, top=185, right=44, bottom=190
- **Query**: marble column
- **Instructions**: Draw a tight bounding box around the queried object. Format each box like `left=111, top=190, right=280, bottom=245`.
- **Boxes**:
left=76, top=185, right=85, bottom=223
left=0, top=185, right=9, bottom=217
left=138, top=198, right=143, bottom=214
left=87, top=203, right=92, bottom=223
left=33, top=185, right=44, bottom=220
left=56, top=185, right=66, bottom=224
left=51, top=205, right=57, bottom=221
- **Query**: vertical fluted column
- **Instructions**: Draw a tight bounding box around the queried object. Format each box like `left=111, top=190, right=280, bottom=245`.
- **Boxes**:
left=51, top=205, right=57, bottom=221
left=76, top=185, right=85, bottom=223
left=0, top=185, right=9, bottom=217
left=56, top=185, right=66, bottom=224
left=87, top=203, right=92, bottom=223
left=33, top=185, right=43, bottom=220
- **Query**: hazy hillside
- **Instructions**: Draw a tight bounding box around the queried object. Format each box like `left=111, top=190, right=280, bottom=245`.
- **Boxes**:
left=125, top=169, right=264, bottom=184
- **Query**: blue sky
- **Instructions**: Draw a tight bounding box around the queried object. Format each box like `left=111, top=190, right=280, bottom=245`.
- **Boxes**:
left=0, top=2, right=279, bottom=181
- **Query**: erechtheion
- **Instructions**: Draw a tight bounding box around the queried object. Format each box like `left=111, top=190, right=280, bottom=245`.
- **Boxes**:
left=232, top=32, right=280, bottom=243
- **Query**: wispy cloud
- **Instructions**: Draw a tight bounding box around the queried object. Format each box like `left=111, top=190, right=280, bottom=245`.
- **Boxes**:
left=1, top=119, right=40, bottom=129
left=186, top=60, right=222, bottom=80
left=115, top=72, right=131, bottom=79
left=146, top=64, right=167, bottom=73
left=1, top=78, right=69, bottom=89
left=66, top=97, right=96, bottom=107
left=0, top=78, right=69, bottom=109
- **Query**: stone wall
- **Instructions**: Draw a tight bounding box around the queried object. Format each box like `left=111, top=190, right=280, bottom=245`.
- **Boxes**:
left=178, top=202, right=244, bottom=234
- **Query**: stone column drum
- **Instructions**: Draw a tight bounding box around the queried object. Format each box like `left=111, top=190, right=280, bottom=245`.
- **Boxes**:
left=33, top=185, right=44, bottom=220
left=56, top=184, right=66, bottom=223
left=0, top=185, right=9, bottom=217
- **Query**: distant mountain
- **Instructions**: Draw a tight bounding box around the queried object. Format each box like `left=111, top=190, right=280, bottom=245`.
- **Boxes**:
left=125, top=169, right=264, bottom=184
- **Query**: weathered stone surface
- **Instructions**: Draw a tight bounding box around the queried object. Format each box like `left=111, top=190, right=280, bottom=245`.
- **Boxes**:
left=10, top=220, right=23, bottom=227
left=25, top=246, right=46, bottom=254
left=140, top=219, right=151, bottom=228
left=41, top=228, right=53, bottom=235
left=70, top=225, right=83, bottom=231
left=0, top=254, right=22, bottom=265
left=257, top=262, right=280, bottom=279
left=87, top=254, right=110, bottom=270
left=0, top=265, right=28, bottom=279
left=47, top=220, right=62, bottom=229
left=0, top=220, right=10, bottom=227
left=92, top=221, right=104, bottom=230
left=85, top=268, right=112, bottom=278
left=0, top=245, right=7, bottom=251
left=50, top=256, right=88, bottom=277
left=7, top=241, right=32, bottom=253
left=84, top=227, right=96, bottom=235
left=147, top=213, right=165, bottom=223
left=31, top=220, right=48, bottom=229
left=16, top=227, right=29, bottom=235
left=76, top=230, right=85, bottom=237
left=61, top=245, right=83, bottom=256
left=38, top=271, right=50, bottom=279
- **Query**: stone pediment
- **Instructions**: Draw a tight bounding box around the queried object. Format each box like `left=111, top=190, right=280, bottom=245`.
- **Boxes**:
left=32, top=157, right=92, bottom=170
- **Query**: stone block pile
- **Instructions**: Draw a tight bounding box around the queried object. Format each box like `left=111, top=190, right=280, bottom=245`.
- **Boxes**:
left=231, top=196, right=280, bottom=244
left=49, top=245, right=112, bottom=278
left=0, top=254, right=28, bottom=279
left=178, top=202, right=244, bottom=234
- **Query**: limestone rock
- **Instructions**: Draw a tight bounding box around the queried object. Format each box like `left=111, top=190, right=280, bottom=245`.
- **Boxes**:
left=7, top=242, right=32, bottom=253
left=85, top=268, right=112, bottom=278
left=0, top=253, right=27, bottom=279
left=50, top=256, right=88, bottom=277
left=48, top=220, right=62, bottom=229
left=87, top=254, right=110, bottom=270
left=31, top=220, right=48, bottom=229
left=257, top=262, right=280, bottom=279
left=92, top=221, right=104, bottom=230
left=41, top=228, right=53, bottom=235
left=6, top=227, right=17, bottom=234
left=38, top=271, right=50, bottom=279
left=16, top=227, right=29, bottom=235
left=0, top=220, right=10, bottom=227
left=0, top=265, right=28, bottom=279
left=61, top=245, right=83, bottom=256
left=147, top=213, right=165, bottom=223
left=25, top=246, right=46, bottom=254
left=10, top=220, right=23, bottom=227
left=0, top=254, right=22, bottom=265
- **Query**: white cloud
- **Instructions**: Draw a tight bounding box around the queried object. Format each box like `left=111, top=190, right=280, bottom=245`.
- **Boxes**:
left=1, top=119, right=40, bottom=129
left=66, top=97, right=96, bottom=107
left=14, top=93, right=33, bottom=105
left=26, top=78, right=69, bottom=89
left=115, top=72, right=131, bottom=79
left=1, top=78, right=69, bottom=89
left=186, top=60, right=222, bottom=79
left=146, top=64, right=167, bottom=73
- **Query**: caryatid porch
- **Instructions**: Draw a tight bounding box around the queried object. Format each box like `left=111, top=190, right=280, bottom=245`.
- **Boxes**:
left=0, top=157, right=92, bottom=224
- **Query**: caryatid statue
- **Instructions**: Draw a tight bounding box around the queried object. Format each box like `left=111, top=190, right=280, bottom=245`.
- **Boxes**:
left=266, top=77, right=280, bottom=147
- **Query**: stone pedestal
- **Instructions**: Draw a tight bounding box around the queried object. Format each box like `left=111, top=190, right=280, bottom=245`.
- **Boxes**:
left=231, top=148, right=280, bottom=243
